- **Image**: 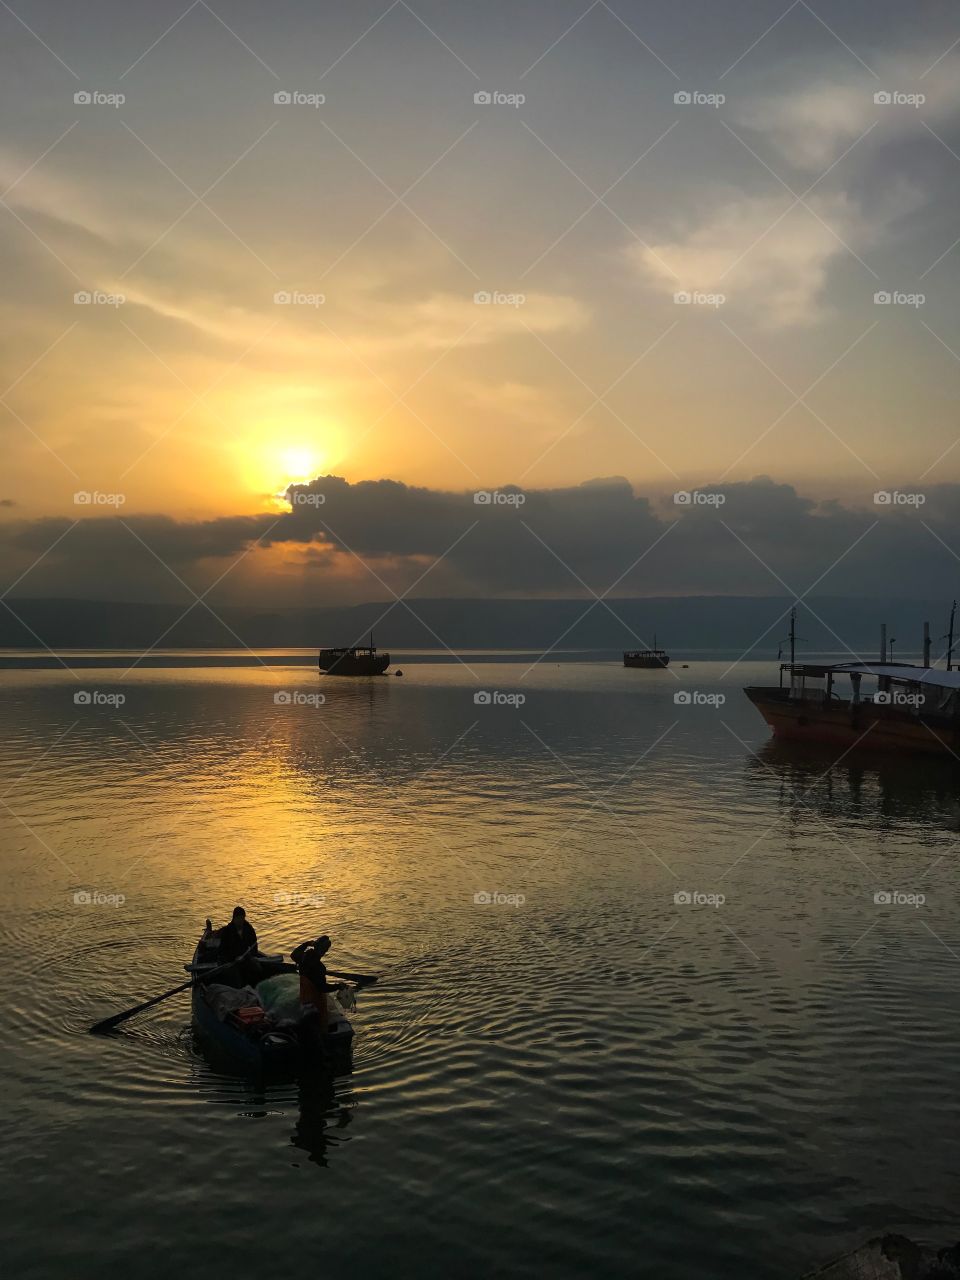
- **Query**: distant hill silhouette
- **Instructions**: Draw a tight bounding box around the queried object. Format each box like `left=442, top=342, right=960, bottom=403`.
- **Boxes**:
left=0, top=596, right=952, bottom=661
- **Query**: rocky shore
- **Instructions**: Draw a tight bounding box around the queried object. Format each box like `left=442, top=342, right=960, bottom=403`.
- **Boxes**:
left=804, top=1235, right=960, bottom=1278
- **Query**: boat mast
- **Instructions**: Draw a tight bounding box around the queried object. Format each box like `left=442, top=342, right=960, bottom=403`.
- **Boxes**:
left=789, top=606, right=796, bottom=668
left=948, top=602, right=957, bottom=672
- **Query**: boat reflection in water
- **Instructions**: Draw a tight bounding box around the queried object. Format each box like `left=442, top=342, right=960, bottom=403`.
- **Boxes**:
left=746, top=736, right=960, bottom=833
left=189, top=1049, right=357, bottom=1169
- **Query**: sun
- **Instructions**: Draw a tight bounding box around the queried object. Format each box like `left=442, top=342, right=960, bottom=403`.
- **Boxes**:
left=279, top=444, right=321, bottom=485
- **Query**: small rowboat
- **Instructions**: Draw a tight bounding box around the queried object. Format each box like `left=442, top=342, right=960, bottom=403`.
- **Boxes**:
left=190, top=933, right=353, bottom=1074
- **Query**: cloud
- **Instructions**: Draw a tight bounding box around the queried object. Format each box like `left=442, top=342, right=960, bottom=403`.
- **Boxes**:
left=734, top=51, right=960, bottom=171
left=3, top=475, right=960, bottom=604
left=629, top=193, right=867, bottom=327
left=629, top=172, right=923, bottom=328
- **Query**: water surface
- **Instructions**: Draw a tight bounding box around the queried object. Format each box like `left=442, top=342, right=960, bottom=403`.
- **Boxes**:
left=3, top=658, right=960, bottom=1278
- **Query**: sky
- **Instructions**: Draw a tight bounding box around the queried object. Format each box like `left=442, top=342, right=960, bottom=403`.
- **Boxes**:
left=3, top=0, right=960, bottom=607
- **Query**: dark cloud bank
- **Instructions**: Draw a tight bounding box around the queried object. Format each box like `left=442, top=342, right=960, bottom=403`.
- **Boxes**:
left=1, top=475, right=959, bottom=651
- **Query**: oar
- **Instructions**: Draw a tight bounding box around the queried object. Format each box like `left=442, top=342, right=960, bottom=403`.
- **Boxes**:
left=280, top=960, right=378, bottom=986
left=326, top=968, right=378, bottom=986
left=89, top=945, right=254, bottom=1035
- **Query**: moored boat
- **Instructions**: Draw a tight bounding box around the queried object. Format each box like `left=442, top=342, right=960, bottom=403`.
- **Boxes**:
left=318, top=632, right=389, bottom=676
left=623, top=643, right=670, bottom=669
left=745, top=660, right=960, bottom=755
left=190, top=932, right=353, bottom=1074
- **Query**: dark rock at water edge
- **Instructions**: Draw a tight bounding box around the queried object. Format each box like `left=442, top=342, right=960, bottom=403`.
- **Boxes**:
left=803, top=1234, right=960, bottom=1278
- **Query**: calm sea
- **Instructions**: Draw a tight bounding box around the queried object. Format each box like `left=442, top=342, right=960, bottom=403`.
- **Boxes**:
left=3, top=655, right=960, bottom=1279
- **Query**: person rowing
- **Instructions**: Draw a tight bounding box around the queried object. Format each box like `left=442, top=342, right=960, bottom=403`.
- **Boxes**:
left=204, top=906, right=262, bottom=983
left=290, top=935, right=340, bottom=1032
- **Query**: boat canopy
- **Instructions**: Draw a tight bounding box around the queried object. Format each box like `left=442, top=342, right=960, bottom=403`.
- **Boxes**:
left=789, top=661, right=960, bottom=690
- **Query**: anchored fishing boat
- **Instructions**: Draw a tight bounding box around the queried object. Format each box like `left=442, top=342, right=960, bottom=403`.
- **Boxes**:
left=189, top=932, right=353, bottom=1073
left=745, top=606, right=960, bottom=755
left=623, top=634, right=670, bottom=668
left=745, top=660, right=960, bottom=754
left=318, top=632, right=390, bottom=676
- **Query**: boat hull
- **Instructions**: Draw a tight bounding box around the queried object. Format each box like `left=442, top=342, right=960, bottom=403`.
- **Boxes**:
left=623, top=653, right=670, bottom=669
left=318, top=650, right=390, bottom=676
left=744, top=686, right=959, bottom=755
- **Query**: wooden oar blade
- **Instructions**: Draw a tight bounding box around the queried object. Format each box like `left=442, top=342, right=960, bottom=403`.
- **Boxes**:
left=88, top=976, right=193, bottom=1035
left=327, top=969, right=378, bottom=986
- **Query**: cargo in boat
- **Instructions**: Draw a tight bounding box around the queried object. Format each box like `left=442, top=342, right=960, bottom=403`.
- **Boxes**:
left=190, top=933, right=353, bottom=1074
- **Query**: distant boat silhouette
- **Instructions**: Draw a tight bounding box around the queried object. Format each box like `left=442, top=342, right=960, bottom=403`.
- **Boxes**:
left=623, top=634, right=670, bottom=669
left=318, top=632, right=390, bottom=676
